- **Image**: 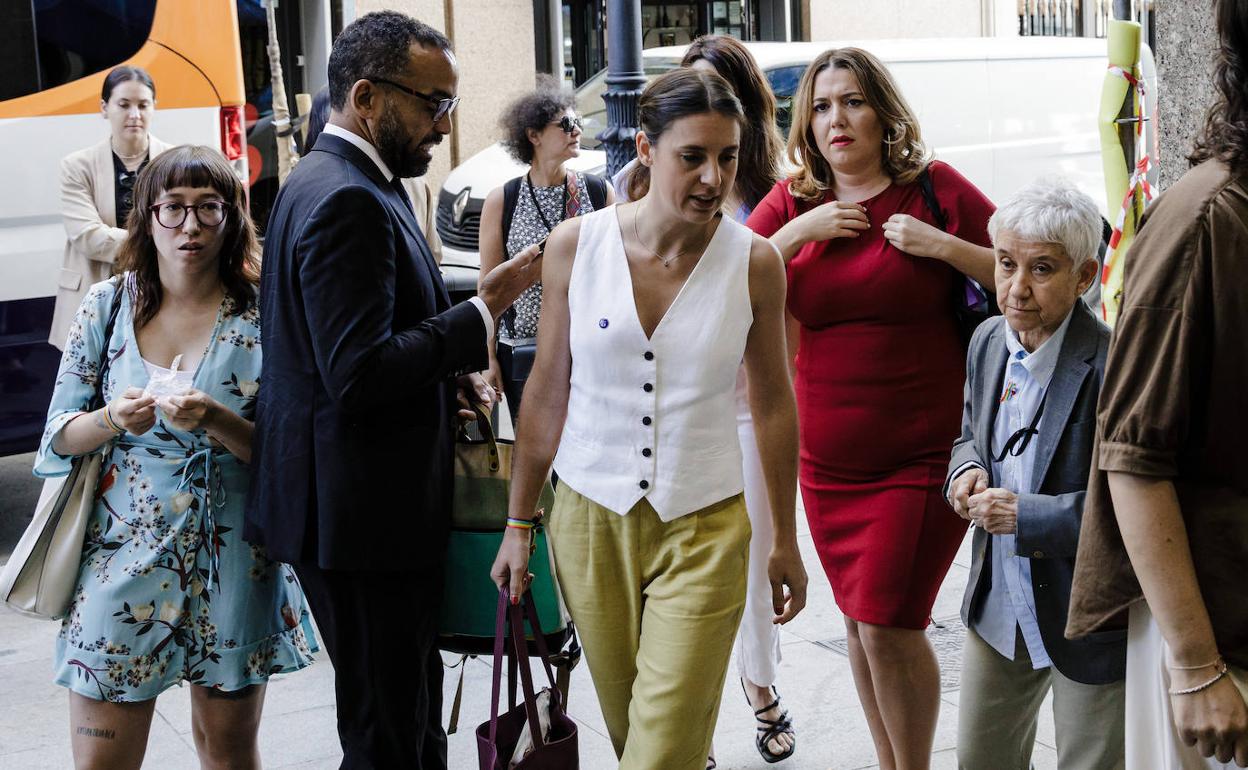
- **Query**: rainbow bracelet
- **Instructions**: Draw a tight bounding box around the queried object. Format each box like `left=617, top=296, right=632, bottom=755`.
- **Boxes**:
left=101, top=404, right=124, bottom=434
left=505, top=517, right=535, bottom=531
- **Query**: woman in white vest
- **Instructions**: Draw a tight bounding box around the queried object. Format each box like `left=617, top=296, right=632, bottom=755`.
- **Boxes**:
left=50, top=65, right=171, bottom=349
left=613, top=35, right=798, bottom=766
left=492, top=68, right=808, bottom=770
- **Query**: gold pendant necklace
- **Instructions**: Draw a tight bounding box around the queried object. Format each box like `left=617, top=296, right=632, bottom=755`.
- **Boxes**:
left=633, top=204, right=709, bottom=269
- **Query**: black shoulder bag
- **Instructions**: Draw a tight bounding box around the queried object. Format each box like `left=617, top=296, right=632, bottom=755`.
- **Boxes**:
left=916, top=167, right=999, bottom=346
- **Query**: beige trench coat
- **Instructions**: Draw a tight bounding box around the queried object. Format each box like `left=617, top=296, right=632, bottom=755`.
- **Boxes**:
left=49, top=135, right=172, bottom=349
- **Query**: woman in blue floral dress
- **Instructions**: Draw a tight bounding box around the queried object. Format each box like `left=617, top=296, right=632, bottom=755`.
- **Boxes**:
left=36, top=145, right=314, bottom=769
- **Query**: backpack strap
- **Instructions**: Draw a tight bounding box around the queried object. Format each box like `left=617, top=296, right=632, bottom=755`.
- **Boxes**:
left=500, top=176, right=524, bottom=256
left=584, top=173, right=608, bottom=211
left=917, top=166, right=948, bottom=232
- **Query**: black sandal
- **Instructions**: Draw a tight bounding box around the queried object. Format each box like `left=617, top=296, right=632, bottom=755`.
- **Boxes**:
left=705, top=757, right=716, bottom=770
left=743, top=680, right=796, bottom=764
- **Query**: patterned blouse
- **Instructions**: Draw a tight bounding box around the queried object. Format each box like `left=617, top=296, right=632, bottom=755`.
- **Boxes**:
left=502, top=171, right=598, bottom=340
left=34, top=276, right=315, bottom=702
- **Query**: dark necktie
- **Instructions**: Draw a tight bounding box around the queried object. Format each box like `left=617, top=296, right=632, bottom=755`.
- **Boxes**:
left=390, top=176, right=414, bottom=214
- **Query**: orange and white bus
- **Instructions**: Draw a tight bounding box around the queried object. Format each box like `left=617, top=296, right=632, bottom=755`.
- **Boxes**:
left=0, top=1, right=249, bottom=455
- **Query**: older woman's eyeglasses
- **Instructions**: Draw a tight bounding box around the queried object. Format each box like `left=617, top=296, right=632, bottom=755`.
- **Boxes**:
left=150, top=201, right=227, bottom=229
left=370, top=78, right=460, bottom=123
left=554, top=115, right=583, bottom=134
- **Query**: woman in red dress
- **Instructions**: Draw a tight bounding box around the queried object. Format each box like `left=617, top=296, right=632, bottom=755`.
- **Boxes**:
left=746, top=48, right=995, bottom=769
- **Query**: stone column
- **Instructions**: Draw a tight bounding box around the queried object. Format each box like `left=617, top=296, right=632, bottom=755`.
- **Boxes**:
left=1155, top=0, right=1218, bottom=189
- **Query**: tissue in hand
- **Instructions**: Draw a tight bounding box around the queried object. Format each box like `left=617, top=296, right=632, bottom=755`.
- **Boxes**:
left=144, top=353, right=194, bottom=402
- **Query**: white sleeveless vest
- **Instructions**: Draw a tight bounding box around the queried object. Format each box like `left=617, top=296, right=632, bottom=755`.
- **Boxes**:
left=552, top=205, right=754, bottom=521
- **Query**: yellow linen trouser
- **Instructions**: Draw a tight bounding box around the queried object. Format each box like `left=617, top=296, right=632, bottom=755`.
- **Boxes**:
left=548, top=484, right=751, bottom=770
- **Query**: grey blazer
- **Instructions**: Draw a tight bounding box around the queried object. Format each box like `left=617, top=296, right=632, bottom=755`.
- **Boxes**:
left=49, top=135, right=171, bottom=349
left=945, top=300, right=1126, bottom=685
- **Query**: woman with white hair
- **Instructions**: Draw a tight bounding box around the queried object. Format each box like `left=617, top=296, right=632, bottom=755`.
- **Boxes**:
left=945, top=179, right=1125, bottom=769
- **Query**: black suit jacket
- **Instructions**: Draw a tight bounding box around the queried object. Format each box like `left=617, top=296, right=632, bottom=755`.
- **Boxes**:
left=945, top=301, right=1126, bottom=685
left=246, top=132, right=487, bottom=570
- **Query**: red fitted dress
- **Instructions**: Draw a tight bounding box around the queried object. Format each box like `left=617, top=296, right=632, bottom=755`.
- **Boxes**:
left=747, top=161, right=995, bottom=629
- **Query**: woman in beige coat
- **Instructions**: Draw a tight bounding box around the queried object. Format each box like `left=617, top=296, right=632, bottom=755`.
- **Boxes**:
left=50, top=65, right=170, bottom=349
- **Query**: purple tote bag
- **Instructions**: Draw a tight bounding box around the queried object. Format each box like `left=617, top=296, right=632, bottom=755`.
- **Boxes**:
left=476, top=588, right=578, bottom=769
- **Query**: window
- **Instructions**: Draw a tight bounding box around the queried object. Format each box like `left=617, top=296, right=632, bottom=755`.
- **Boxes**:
left=0, top=1, right=157, bottom=101
left=573, top=60, right=806, bottom=150
left=766, top=65, right=807, bottom=138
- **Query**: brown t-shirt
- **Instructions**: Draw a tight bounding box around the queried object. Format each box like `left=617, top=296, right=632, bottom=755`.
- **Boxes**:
left=1066, top=160, right=1248, bottom=668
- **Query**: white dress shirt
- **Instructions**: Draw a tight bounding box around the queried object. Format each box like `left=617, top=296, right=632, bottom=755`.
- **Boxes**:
left=321, top=124, right=492, bottom=341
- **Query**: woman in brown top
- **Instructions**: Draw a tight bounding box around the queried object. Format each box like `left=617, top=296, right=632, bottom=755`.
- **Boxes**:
left=1066, top=0, right=1248, bottom=764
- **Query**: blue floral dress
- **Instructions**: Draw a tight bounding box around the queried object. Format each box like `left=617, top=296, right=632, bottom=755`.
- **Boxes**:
left=35, top=276, right=315, bottom=702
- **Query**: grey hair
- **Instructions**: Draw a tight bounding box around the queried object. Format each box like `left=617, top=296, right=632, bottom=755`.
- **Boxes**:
left=987, top=178, right=1102, bottom=271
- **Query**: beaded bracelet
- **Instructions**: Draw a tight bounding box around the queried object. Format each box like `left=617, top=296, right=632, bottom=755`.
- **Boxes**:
left=505, top=517, right=535, bottom=531
left=1168, top=659, right=1229, bottom=696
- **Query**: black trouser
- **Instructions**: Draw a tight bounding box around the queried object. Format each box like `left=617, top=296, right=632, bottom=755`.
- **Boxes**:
left=296, top=564, right=446, bottom=770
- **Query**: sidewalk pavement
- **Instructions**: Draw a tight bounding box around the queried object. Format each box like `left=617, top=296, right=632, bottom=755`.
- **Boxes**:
left=0, top=506, right=1061, bottom=770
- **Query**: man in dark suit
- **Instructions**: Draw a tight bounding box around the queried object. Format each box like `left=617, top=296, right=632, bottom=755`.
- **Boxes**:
left=944, top=180, right=1126, bottom=769
left=245, top=11, right=540, bottom=769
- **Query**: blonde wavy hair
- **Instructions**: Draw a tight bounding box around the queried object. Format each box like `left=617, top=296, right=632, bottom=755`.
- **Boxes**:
left=786, top=47, right=930, bottom=201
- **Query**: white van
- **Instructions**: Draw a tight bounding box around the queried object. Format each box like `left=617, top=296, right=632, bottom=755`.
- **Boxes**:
left=435, top=36, right=1157, bottom=271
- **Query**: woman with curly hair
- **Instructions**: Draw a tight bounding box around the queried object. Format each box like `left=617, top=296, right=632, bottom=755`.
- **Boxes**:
left=1066, top=0, right=1248, bottom=764
left=746, top=48, right=995, bottom=769
left=478, top=76, right=612, bottom=416
left=34, top=145, right=315, bottom=770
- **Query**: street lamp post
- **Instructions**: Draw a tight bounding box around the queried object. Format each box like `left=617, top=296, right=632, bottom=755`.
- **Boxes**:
left=599, top=0, right=646, bottom=178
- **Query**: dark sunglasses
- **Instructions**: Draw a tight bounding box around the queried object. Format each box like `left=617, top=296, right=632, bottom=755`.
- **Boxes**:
left=369, top=77, right=459, bottom=122
left=119, top=170, right=139, bottom=210
left=554, top=115, right=583, bottom=134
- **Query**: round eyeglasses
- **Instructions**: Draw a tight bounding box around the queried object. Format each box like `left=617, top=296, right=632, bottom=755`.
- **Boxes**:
left=150, top=201, right=227, bottom=229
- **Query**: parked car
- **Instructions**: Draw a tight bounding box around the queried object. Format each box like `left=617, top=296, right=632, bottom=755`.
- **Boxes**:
left=436, top=36, right=1157, bottom=269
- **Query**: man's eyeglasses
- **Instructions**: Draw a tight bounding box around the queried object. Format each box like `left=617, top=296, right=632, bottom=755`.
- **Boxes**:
left=150, top=201, right=227, bottom=229
left=370, top=78, right=459, bottom=123
left=554, top=115, right=583, bottom=134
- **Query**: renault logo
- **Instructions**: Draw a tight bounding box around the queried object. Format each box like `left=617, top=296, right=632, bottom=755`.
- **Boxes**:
left=452, top=188, right=471, bottom=228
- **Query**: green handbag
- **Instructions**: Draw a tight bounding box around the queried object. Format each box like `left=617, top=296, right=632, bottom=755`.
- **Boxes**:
left=439, top=404, right=565, bottom=655
left=449, top=404, right=555, bottom=531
